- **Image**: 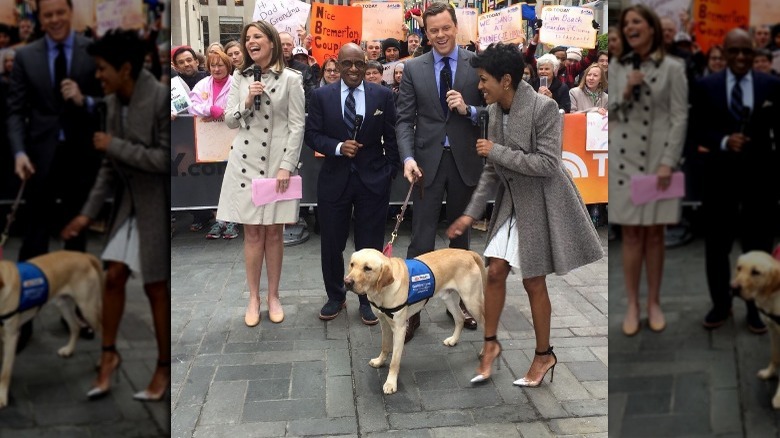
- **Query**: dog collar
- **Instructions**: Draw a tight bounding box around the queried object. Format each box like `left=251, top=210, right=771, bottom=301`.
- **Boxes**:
left=0, top=262, right=49, bottom=324
left=367, top=259, right=435, bottom=319
left=758, top=308, right=780, bottom=325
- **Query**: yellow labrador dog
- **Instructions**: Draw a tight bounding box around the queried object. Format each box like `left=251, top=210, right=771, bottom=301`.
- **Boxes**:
left=731, top=251, right=780, bottom=409
left=0, top=251, right=103, bottom=408
left=344, top=248, right=486, bottom=394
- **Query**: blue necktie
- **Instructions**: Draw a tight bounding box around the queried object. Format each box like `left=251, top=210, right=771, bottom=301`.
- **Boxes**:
left=439, top=57, right=452, bottom=116
left=731, top=77, right=745, bottom=120
left=344, top=87, right=357, bottom=138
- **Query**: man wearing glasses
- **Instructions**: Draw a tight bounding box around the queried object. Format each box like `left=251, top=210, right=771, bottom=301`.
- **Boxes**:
left=305, top=43, right=400, bottom=324
left=692, top=29, right=780, bottom=331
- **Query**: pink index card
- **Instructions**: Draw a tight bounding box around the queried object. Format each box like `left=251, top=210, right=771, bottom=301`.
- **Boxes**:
left=629, top=171, right=685, bottom=206
left=251, top=175, right=303, bottom=206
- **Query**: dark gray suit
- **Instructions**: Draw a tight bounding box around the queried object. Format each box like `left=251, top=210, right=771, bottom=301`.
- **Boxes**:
left=6, top=33, right=102, bottom=260
left=395, top=48, right=484, bottom=258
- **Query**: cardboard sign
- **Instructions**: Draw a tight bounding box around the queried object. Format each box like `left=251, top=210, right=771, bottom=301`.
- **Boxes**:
left=478, top=5, right=525, bottom=48
left=455, top=8, right=479, bottom=46
left=693, top=0, right=749, bottom=54
left=310, top=3, right=362, bottom=63
left=751, top=0, right=780, bottom=27
left=352, top=1, right=404, bottom=42
left=71, top=0, right=96, bottom=32
left=194, top=118, right=239, bottom=163
left=95, top=0, right=145, bottom=37
left=171, top=76, right=192, bottom=114
left=381, top=58, right=407, bottom=84
left=253, top=0, right=312, bottom=36
left=539, top=6, right=597, bottom=49
left=586, top=112, right=608, bottom=152
left=0, top=0, right=16, bottom=26
left=562, top=113, right=607, bottom=204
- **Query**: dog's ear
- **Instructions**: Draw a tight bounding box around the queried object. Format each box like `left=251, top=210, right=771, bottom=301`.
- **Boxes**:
left=376, top=262, right=394, bottom=289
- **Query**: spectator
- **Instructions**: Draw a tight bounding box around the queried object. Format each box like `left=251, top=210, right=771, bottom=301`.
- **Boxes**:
left=318, top=57, right=340, bottom=87
left=396, top=2, right=485, bottom=341
left=224, top=40, right=243, bottom=71
left=597, top=50, right=609, bottom=77
left=0, top=49, right=12, bottom=83
left=172, top=46, right=207, bottom=89
left=753, top=48, right=775, bottom=75
left=0, top=24, right=10, bottom=50
left=304, top=43, right=399, bottom=325
left=279, top=32, right=317, bottom=110
left=609, top=4, right=688, bottom=336
left=523, top=63, right=538, bottom=84
left=366, top=40, right=381, bottom=61
left=403, top=32, right=422, bottom=58
left=608, top=25, right=623, bottom=58
left=753, top=24, right=771, bottom=49
left=703, top=45, right=726, bottom=76
left=569, top=64, right=608, bottom=114
left=381, top=38, right=401, bottom=63
left=391, top=61, right=404, bottom=104
left=63, top=29, right=171, bottom=402
left=364, top=60, right=385, bottom=86
left=207, top=41, right=224, bottom=54
left=448, top=42, right=603, bottom=387
left=217, top=20, right=305, bottom=327
left=12, top=17, right=35, bottom=47
left=533, top=54, right=571, bottom=113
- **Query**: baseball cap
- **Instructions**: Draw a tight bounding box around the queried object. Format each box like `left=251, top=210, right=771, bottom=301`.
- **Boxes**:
left=292, top=46, right=308, bottom=57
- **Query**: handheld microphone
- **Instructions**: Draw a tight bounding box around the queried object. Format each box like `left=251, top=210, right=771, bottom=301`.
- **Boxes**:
left=352, top=114, right=364, bottom=140
left=253, top=65, right=262, bottom=110
left=442, top=69, right=452, bottom=92
left=96, top=101, right=107, bottom=132
left=631, top=52, right=641, bottom=102
left=478, top=110, right=489, bottom=139
left=739, top=106, right=751, bottom=135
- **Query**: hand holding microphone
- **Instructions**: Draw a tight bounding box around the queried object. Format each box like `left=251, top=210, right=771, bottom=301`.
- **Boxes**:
left=342, top=114, right=364, bottom=158
left=253, top=65, right=262, bottom=110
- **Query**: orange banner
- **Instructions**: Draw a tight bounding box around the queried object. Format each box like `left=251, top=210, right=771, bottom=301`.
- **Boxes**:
left=562, top=113, right=608, bottom=204
left=693, top=0, right=749, bottom=54
left=310, top=3, right=362, bottom=63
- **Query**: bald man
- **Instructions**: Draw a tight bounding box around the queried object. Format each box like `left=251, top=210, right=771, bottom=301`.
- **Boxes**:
left=692, top=29, right=780, bottom=332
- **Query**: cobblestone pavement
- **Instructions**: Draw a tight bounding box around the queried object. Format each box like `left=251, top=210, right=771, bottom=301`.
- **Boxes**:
left=172, top=212, right=608, bottom=437
left=0, top=234, right=170, bottom=437
left=609, top=234, right=780, bottom=437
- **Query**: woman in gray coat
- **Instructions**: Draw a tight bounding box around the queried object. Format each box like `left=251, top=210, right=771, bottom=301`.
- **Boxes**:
left=448, top=43, right=603, bottom=387
left=62, top=30, right=170, bottom=402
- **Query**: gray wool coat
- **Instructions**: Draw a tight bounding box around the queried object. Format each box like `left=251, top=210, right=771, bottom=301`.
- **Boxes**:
left=463, top=80, right=604, bottom=278
left=81, top=69, right=170, bottom=284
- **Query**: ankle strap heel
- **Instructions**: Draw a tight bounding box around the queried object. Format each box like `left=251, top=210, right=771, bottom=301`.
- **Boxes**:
left=534, top=346, right=556, bottom=383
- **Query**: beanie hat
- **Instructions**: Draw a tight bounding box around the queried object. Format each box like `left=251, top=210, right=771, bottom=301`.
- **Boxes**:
left=566, top=47, right=582, bottom=62
left=382, top=38, right=401, bottom=53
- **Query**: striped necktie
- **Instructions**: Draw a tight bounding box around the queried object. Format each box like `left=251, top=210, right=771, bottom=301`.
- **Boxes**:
left=344, top=87, right=356, bottom=138
left=731, top=76, right=744, bottom=120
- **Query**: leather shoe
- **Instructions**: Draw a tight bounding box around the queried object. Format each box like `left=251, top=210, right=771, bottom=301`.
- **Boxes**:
left=747, top=308, right=768, bottom=335
left=319, top=299, right=346, bottom=321
left=359, top=304, right=378, bottom=326
left=405, top=312, right=420, bottom=343
left=702, top=307, right=731, bottom=330
left=446, top=301, right=478, bottom=330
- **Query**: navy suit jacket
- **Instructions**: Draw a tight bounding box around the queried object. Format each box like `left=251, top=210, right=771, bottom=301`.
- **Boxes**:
left=692, top=69, right=780, bottom=156
left=305, top=81, right=399, bottom=202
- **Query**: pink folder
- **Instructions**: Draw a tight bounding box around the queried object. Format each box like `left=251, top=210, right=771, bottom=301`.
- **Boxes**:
left=630, top=171, right=685, bottom=206
left=251, top=175, right=303, bottom=206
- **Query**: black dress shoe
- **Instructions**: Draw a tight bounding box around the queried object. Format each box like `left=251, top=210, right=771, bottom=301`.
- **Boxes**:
left=446, top=302, right=478, bottom=330
left=702, top=307, right=731, bottom=330
left=319, top=300, right=346, bottom=321
left=405, top=312, right=420, bottom=343
left=359, top=304, right=378, bottom=326
left=746, top=309, right=768, bottom=335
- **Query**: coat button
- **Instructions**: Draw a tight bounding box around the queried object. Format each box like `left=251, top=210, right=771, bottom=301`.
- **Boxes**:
left=262, top=142, right=267, bottom=147
left=244, top=140, right=249, bottom=145
left=645, top=90, right=651, bottom=96
left=264, top=128, right=268, bottom=133
left=264, top=115, right=269, bottom=119
left=260, top=170, right=265, bottom=175
left=618, top=180, right=624, bottom=185
left=619, top=163, right=624, bottom=170
left=275, top=75, right=279, bottom=80
left=284, top=148, right=287, bottom=152
left=620, top=148, right=625, bottom=154
left=230, top=146, right=233, bottom=150
left=246, top=126, right=250, bottom=130
left=261, top=156, right=266, bottom=161
left=651, top=77, right=657, bottom=83
left=640, top=151, right=646, bottom=156
left=644, top=106, right=650, bottom=111
left=628, top=104, right=633, bottom=110
left=641, top=135, right=647, bottom=141
left=639, top=166, right=644, bottom=171
left=242, top=168, right=246, bottom=173
left=241, top=183, right=245, bottom=188
left=622, top=133, right=627, bottom=139
left=643, top=120, right=648, bottom=126
left=664, top=142, right=669, bottom=147
left=249, top=114, right=253, bottom=117
left=271, top=88, right=275, bottom=93
left=266, top=100, right=271, bottom=105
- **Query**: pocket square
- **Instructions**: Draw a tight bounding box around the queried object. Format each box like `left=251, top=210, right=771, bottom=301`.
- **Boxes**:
left=373, top=109, right=383, bottom=116
left=762, top=100, right=773, bottom=108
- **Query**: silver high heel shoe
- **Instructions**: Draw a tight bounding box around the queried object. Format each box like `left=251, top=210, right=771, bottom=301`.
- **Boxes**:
left=87, top=345, right=122, bottom=400
left=133, top=360, right=170, bottom=402
left=470, top=336, right=502, bottom=384
left=513, top=346, right=557, bottom=387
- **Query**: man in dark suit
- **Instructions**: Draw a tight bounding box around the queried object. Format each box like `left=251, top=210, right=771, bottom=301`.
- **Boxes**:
left=395, top=2, right=484, bottom=341
left=305, top=43, right=400, bottom=325
left=693, top=29, right=780, bottom=332
left=7, top=0, right=102, bottom=347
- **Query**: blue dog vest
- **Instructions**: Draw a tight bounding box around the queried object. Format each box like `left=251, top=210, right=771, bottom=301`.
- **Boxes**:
left=17, top=262, right=49, bottom=313
left=405, top=259, right=435, bottom=304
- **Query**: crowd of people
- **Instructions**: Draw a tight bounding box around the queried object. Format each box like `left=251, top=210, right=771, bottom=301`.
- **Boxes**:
left=170, top=2, right=605, bottom=388
left=609, top=4, right=780, bottom=336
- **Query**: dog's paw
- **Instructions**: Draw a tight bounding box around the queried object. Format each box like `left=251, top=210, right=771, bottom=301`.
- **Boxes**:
left=442, top=336, right=458, bottom=347
left=368, top=357, right=384, bottom=368
left=382, top=381, right=397, bottom=394
left=758, top=366, right=777, bottom=380
left=57, top=346, right=74, bottom=357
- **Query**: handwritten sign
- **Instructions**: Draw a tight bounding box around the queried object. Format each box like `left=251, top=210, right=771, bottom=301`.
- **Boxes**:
left=455, top=8, right=479, bottom=46
left=194, top=119, right=239, bottom=163
left=95, top=0, right=145, bottom=37
left=381, top=58, right=407, bottom=84
left=539, top=6, right=596, bottom=49
left=171, top=76, right=192, bottom=114
left=478, top=5, right=525, bottom=48
left=0, top=0, right=16, bottom=26
left=586, top=112, right=608, bottom=152
left=253, top=0, right=312, bottom=36
left=352, top=1, right=404, bottom=42
left=751, top=0, right=780, bottom=26
left=562, top=113, right=608, bottom=204
left=71, top=0, right=96, bottom=32
left=693, top=0, right=749, bottom=53
left=310, top=4, right=362, bottom=63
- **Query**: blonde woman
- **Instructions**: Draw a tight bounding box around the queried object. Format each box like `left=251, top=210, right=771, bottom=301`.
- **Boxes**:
left=569, top=64, right=608, bottom=114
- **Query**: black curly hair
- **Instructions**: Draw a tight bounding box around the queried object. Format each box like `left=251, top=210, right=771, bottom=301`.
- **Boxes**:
left=469, top=43, right=524, bottom=90
left=87, top=29, right=147, bottom=80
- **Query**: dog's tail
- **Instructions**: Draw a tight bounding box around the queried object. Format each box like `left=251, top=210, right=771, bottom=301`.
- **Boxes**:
left=83, top=254, right=104, bottom=335
left=469, top=250, right=488, bottom=327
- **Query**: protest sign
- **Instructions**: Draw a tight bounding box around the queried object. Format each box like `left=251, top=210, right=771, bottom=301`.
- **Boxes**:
left=693, top=0, right=749, bottom=54
left=586, top=112, right=608, bottom=152
left=455, top=8, right=479, bottom=46
left=0, top=0, right=16, bottom=26
left=381, top=58, right=407, bottom=84
left=253, top=0, right=312, bottom=36
left=352, top=1, right=404, bottom=42
left=478, top=5, right=525, bottom=48
left=310, top=3, right=362, bottom=63
left=71, top=0, right=96, bottom=32
left=194, top=118, right=239, bottom=163
left=750, top=0, right=780, bottom=27
left=171, top=76, right=192, bottom=115
left=539, top=6, right=597, bottom=49
left=96, top=0, right=145, bottom=37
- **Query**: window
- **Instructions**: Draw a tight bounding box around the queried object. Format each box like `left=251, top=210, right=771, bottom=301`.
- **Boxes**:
left=199, top=0, right=207, bottom=5
left=235, top=0, right=244, bottom=5
left=218, top=0, right=226, bottom=5
left=219, top=16, right=243, bottom=46
left=202, top=16, right=210, bottom=47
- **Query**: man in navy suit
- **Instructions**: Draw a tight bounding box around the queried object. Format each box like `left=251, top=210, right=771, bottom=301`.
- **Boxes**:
left=693, top=29, right=780, bottom=332
left=305, top=43, right=400, bottom=324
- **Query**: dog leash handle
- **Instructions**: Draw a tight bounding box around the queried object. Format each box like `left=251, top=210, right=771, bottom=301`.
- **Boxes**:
left=1, top=180, right=26, bottom=250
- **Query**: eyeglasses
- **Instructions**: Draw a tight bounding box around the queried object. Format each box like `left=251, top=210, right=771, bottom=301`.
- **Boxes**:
left=324, top=69, right=339, bottom=74
left=339, top=60, right=366, bottom=69
left=726, top=47, right=754, bottom=56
